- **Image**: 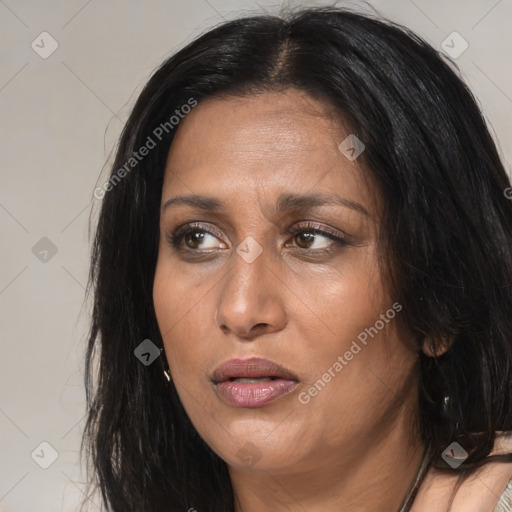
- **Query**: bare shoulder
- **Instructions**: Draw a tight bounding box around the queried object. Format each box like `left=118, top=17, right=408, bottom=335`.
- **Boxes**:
left=411, top=433, right=512, bottom=512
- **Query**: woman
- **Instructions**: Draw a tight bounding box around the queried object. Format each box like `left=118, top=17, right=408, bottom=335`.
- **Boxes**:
left=82, top=6, right=512, bottom=512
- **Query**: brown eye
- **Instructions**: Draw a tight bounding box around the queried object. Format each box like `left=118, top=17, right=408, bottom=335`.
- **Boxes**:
left=288, top=224, right=348, bottom=251
left=294, top=232, right=316, bottom=249
left=166, top=223, right=226, bottom=252
left=182, top=229, right=206, bottom=249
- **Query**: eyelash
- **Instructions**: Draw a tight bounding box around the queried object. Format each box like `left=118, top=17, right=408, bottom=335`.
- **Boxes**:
left=165, top=221, right=349, bottom=254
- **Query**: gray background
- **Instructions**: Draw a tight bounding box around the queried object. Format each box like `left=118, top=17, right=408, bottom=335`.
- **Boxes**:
left=1, top=0, right=511, bottom=510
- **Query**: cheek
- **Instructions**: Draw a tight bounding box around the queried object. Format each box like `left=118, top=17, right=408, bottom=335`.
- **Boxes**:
left=153, top=253, right=223, bottom=397
left=153, top=258, right=199, bottom=372
left=295, top=250, right=413, bottom=413
left=301, top=246, right=388, bottom=347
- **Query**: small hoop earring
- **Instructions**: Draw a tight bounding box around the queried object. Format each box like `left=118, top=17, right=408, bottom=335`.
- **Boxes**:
left=162, top=359, right=171, bottom=382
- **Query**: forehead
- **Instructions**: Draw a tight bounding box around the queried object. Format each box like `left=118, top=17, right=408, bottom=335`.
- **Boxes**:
left=161, top=90, right=379, bottom=218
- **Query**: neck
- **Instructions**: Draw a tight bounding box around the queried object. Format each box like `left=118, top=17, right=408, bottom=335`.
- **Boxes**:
left=230, top=404, right=426, bottom=512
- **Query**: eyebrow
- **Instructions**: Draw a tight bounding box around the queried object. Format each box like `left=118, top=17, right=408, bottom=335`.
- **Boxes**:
left=162, top=192, right=369, bottom=217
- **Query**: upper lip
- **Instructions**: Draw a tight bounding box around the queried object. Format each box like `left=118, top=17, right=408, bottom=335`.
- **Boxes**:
left=211, top=357, right=300, bottom=383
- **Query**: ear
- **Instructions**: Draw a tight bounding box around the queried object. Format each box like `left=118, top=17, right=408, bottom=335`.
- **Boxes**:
left=421, top=335, right=454, bottom=357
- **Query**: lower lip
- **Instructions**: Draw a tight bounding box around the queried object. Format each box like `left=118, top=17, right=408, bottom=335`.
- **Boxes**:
left=213, top=379, right=299, bottom=408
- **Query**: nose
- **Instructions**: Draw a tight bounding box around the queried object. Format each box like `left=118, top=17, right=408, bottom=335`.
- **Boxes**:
left=215, top=243, right=287, bottom=339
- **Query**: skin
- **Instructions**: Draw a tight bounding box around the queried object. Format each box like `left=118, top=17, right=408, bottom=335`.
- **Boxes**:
left=152, top=90, right=511, bottom=511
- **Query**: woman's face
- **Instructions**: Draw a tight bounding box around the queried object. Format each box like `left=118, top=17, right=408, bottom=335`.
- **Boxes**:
left=153, top=90, right=419, bottom=474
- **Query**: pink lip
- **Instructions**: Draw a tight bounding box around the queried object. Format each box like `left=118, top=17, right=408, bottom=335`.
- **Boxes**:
left=214, top=379, right=299, bottom=408
left=211, top=357, right=300, bottom=408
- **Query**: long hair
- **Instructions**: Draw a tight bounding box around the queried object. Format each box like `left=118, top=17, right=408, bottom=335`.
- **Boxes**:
left=81, top=5, right=512, bottom=511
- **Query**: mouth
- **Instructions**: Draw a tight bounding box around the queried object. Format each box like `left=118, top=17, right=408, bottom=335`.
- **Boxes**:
left=225, top=377, right=279, bottom=383
left=211, top=357, right=300, bottom=408
left=211, top=356, right=300, bottom=384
